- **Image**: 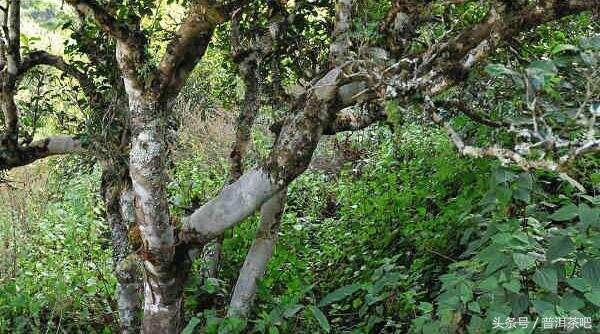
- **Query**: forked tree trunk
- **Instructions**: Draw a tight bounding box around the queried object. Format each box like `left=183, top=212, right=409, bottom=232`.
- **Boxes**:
left=227, top=189, right=286, bottom=318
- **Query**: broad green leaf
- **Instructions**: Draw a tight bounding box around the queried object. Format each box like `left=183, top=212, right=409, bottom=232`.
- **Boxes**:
left=549, top=204, right=578, bottom=221
left=513, top=187, right=530, bottom=203
left=582, top=259, right=600, bottom=289
left=309, top=306, right=330, bottom=333
left=581, top=51, right=597, bottom=66
left=532, top=267, right=558, bottom=293
left=579, top=194, right=600, bottom=205
left=458, top=283, right=473, bottom=302
left=566, top=278, right=591, bottom=292
left=516, top=172, right=533, bottom=189
left=318, top=283, right=362, bottom=307
left=560, top=295, right=585, bottom=311
left=532, top=299, right=555, bottom=315
left=578, top=204, right=599, bottom=227
left=182, top=317, right=201, bottom=334
left=478, top=276, right=499, bottom=291
left=526, top=60, right=558, bottom=89
left=546, top=236, right=575, bottom=262
left=502, top=280, right=521, bottom=293
left=527, top=60, right=557, bottom=74
left=422, top=322, right=441, bottom=334
left=485, top=254, right=510, bottom=276
left=584, top=291, right=600, bottom=307
left=513, top=253, right=536, bottom=270
left=511, top=294, right=529, bottom=316
left=438, top=292, right=460, bottom=309
left=581, top=36, right=600, bottom=50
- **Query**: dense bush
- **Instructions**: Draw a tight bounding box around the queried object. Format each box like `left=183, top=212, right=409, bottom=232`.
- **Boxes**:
left=2, top=118, right=598, bottom=333
left=0, top=162, right=115, bottom=333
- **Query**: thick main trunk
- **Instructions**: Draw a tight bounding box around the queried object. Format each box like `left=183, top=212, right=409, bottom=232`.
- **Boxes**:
left=227, top=189, right=286, bottom=318
left=127, top=95, right=183, bottom=334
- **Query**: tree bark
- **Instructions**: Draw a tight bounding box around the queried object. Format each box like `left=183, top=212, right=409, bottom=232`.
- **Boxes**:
left=227, top=189, right=286, bottom=318
left=116, top=187, right=142, bottom=333
left=200, top=235, right=223, bottom=281
left=125, top=94, right=184, bottom=333
left=101, top=161, right=142, bottom=333
left=0, top=135, right=83, bottom=170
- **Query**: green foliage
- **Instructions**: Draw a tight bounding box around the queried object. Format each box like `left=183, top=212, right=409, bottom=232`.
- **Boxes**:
left=411, top=171, right=600, bottom=333
left=0, top=161, right=115, bottom=333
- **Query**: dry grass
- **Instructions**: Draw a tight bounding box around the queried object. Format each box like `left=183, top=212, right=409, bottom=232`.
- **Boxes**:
left=174, top=104, right=237, bottom=166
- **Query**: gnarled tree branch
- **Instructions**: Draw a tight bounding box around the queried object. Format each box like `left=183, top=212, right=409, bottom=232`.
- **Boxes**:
left=65, top=0, right=147, bottom=91
left=19, top=50, right=97, bottom=101
left=157, top=1, right=228, bottom=100
left=426, top=98, right=595, bottom=192
left=0, top=135, right=83, bottom=170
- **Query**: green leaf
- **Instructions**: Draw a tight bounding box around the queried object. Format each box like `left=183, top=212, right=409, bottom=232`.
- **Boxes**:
left=579, top=204, right=599, bottom=227
left=468, top=301, right=481, bottom=313
left=581, top=36, right=600, bottom=50
left=549, top=204, right=578, bottom=221
left=532, top=299, right=555, bottom=315
left=485, top=64, right=515, bottom=77
left=309, top=306, right=330, bottom=333
left=551, top=44, right=579, bottom=54
left=418, top=302, right=433, bottom=314
left=582, top=259, right=600, bottom=289
left=528, top=60, right=557, bottom=74
left=478, top=276, right=499, bottom=291
left=546, top=236, right=575, bottom=262
left=581, top=50, right=598, bottom=66
left=513, top=253, right=536, bottom=271
left=182, top=317, right=201, bottom=334
left=527, top=60, right=558, bottom=89
left=517, top=172, right=533, bottom=189
left=532, top=267, right=558, bottom=293
left=579, top=194, right=600, bottom=205
left=283, top=304, right=304, bottom=318
left=502, top=280, right=521, bottom=293
left=513, top=187, right=530, bottom=203
left=560, top=295, right=585, bottom=311
left=485, top=254, right=510, bottom=276
left=318, top=283, right=362, bottom=307
left=458, top=283, right=473, bottom=302
left=566, top=278, right=591, bottom=293
left=511, top=294, right=529, bottom=316
left=584, top=291, right=600, bottom=307
left=437, top=293, right=460, bottom=309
